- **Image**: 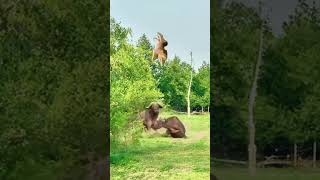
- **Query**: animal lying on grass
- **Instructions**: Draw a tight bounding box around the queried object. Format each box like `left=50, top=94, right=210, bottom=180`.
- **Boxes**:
left=153, top=116, right=187, bottom=138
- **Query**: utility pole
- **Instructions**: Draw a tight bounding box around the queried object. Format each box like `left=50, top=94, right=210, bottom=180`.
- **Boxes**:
left=187, top=51, right=193, bottom=117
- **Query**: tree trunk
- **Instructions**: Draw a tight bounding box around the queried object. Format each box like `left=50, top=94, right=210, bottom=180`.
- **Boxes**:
left=201, top=106, right=204, bottom=113
left=313, top=141, right=317, bottom=168
left=208, top=105, right=210, bottom=113
left=187, top=52, right=193, bottom=117
left=294, top=143, right=297, bottom=167
left=248, top=1, right=263, bottom=176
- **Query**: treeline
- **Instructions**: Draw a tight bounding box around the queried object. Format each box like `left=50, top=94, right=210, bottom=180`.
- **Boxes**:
left=110, top=18, right=210, bottom=149
left=137, top=33, right=210, bottom=112
left=212, top=0, right=320, bottom=161
left=0, top=1, right=107, bottom=179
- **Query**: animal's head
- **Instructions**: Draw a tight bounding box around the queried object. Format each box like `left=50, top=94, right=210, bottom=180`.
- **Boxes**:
left=157, top=117, right=166, bottom=128
left=146, top=102, right=163, bottom=114
left=163, top=41, right=168, bottom=46
left=157, top=32, right=163, bottom=37
left=156, top=32, right=168, bottom=46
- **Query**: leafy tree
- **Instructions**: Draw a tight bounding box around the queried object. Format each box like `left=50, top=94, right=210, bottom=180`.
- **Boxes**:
left=212, top=0, right=320, bottom=166
left=156, top=56, right=192, bottom=111
left=110, top=17, right=132, bottom=56
left=110, top=19, right=163, bottom=148
left=137, top=33, right=153, bottom=51
left=136, top=33, right=153, bottom=63
left=211, top=2, right=264, bottom=158
left=191, top=62, right=210, bottom=111
left=0, top=0, right=108, bottom=179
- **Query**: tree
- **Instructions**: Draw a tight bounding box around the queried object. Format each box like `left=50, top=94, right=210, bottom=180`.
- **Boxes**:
left=187, top=52, right=193, bottom=117
left=191, top=62, right=210, bottom=112
left=212, top=0, right=320, bottom=170
left=156, top=56, right=192, bottom=111
left=211, top=2, right=264, bottom=161
left=259, top=0, right=320, bottom=167
left=248, top=1, right=264, bottom=175
left=137, top=33, right=152, bottom=51
left=0, top=1, right=108, bottom=178
left=137, top=33, right=153, bottom=61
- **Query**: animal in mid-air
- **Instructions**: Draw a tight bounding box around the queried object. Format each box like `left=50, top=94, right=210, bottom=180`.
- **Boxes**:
left=152, top=32, right=168, bottom=65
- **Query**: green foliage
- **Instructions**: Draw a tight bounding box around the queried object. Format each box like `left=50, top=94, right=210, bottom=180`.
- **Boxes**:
left=136, top=33, right=153, bottom=61
left=110, top=19, right=163, bottom=149
left=259, top=0, right=320, bottom=145
left=296, top=86, right=320, bottom=142
left=0, top=0, right=108, bottom=179
left=212, top=2, right=262, bottom=107
left=155, top=56, right=192, bottom=111
left=213, top=0, right=320, bottom=160
left=191, top=62, right=210, bottom=110
left=211, top=2, right=263, bottom=156
left=110, top=17, right=132, bottom=55
left=47, top=60, right=107, bottom=155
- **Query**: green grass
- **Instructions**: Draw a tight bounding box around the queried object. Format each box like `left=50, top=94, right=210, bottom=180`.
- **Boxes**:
left=110, top=111, right=210, bottom=180
left=214, top=166, right=320, bottom=180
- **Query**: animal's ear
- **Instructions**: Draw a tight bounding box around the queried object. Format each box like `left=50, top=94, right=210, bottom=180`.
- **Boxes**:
left=146, top=102, right=153, bottom=109
left=157, top=102, right=163, bottom=108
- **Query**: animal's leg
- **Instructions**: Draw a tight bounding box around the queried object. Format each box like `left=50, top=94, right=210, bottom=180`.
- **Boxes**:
left=165, top=129, right=171, bottom=135
left=160, top=58, right=165, bottom=66
left=158, top=54, right=166, bottom=66
left=152, top=50, right=158, bottom=61
left=152, top=120, right=158, bottom=129
left=152, top=53, right=154, bottom=61
left=169, top=128, right=180, bottom=133
left=146, top=120, right=152, bottom=131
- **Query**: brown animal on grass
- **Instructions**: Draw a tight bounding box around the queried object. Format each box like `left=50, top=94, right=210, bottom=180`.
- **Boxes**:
left=156, top=116, right=186, bottom=138
left=152, top=32, right=168, bottom=65
left=139, top=102, right=163, bottom=131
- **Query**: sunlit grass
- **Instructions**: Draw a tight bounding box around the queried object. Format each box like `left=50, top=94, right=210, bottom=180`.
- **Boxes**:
left=110, top=111, right=210, bottom=180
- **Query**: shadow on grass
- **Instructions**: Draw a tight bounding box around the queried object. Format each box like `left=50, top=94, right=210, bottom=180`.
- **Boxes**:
left=214, top=166, right=320, bottom=180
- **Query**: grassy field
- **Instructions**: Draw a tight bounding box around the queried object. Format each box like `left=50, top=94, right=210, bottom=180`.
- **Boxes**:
left=214, top=166, right=320, bottom=180
left=110, top=111, right=210, bottom=180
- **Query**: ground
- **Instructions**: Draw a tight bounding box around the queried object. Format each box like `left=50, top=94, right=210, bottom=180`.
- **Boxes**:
left=214, top=166, right=320, bottom=180
left=110, top=111, right=210, bottom=180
